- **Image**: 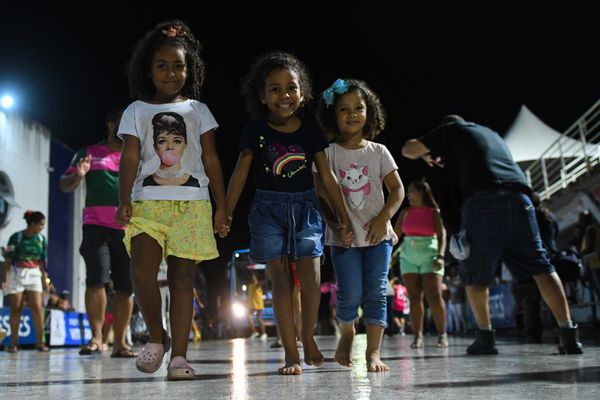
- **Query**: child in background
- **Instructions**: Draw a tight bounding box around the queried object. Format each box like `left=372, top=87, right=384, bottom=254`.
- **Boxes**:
left=393, top=179, right=448, bottom=348
left=247, top=273, right=267, bottom=340
left=117, top=20, right=228, bottom=380
left=392, top=277, right=407, bottom=335
left=225, top=52, right=352, bottom=375
left=315, top=79, right=404, bottom=372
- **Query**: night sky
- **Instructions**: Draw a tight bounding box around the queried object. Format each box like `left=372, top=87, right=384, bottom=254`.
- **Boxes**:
left=1, top=3, right=598, bottom=309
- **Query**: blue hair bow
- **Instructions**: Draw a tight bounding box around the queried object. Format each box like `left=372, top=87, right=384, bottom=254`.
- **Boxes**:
left=322, top=79, right=349, bottom=108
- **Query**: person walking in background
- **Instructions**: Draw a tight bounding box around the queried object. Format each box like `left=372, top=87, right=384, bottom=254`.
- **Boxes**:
left=60, top=108, right=136, bottom=359
left=315, top=79, right=404, bottom=372
left=225, top=53, right=353, bottom=375
left=402, top=114, right=583, bottom=355
left=116, top=20, right=228, bottom=380
left=246, top=273, right=267, bottom=340
left=393, top=179, right=448, bottom=348
left=1, top=211, right=49, bottom=353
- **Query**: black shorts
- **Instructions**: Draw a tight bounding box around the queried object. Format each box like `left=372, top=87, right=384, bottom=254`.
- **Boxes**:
left=79, top=225, right=132, bottom=294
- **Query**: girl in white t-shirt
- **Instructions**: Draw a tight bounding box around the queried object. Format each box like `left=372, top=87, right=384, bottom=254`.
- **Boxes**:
left=116, top=20, right=229, bottom=381
left=315, top=79, right=404, bottom=372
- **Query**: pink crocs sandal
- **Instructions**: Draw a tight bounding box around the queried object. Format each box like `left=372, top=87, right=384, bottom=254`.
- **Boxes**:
left=167, top=356, right=196, bottom=381
left=136, top=331, right=172, bottom=373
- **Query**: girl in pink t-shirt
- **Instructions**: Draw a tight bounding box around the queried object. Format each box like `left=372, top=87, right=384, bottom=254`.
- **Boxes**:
left=393, top=179, right=448, bottom=348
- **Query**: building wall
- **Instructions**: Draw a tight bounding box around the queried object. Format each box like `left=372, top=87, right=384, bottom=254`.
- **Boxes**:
left=0, top=110, right=50, bottom=247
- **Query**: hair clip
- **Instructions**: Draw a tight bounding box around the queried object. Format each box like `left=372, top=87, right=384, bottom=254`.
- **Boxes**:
left=162, top=25, right=187, bottom=38
left=322, top=79, right=350, bottom=108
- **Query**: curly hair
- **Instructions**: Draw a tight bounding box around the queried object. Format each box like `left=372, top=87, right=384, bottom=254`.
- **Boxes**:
left=241, top=51, right=313, bottom=120
left=316, top=79, right=386, bottom=140
left=126, top=20, right=205, bottom=101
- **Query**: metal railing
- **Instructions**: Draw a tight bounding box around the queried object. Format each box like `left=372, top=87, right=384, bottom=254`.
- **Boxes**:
left=525, top=98, right=600, bottom=199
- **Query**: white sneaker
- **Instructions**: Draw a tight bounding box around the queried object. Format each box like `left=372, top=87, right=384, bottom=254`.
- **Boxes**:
left=249, top=332, right=259, bottom=339
left=259, top=333, right=267, bottom=340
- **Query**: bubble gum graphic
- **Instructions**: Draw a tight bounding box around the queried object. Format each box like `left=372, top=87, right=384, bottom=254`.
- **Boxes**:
left=161, top=150, right=180, bottom=166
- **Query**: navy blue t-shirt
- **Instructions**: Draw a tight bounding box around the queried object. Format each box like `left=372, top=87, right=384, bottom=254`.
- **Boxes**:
left=240, top=119, right=328, bottom=192
left=419, top=121, right=531, bottom=200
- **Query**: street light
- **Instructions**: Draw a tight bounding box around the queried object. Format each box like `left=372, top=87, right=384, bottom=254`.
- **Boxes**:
left=1, top=95, right=14, bottom=109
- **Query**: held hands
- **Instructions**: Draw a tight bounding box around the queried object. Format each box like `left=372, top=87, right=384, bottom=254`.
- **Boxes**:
left=364, top=215, right=388, bottom=245
left=214, top=208, right=231, bottom=238
left=337, top=222, right=354, bottom=248
left=116, top=202, right=133, bottom=226
left=76, top=155, right=92, bottom=177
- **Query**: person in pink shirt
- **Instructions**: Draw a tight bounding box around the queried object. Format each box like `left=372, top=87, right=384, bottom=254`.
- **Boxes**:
left=394, top=179, right=448, bottom=348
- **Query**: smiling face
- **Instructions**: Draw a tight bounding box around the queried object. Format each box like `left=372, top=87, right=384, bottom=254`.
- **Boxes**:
left=260, top=67, right=304, bottom=124
left=334, top=90, right=367, bottom=138
left=151, top=44, right=188, bottom=102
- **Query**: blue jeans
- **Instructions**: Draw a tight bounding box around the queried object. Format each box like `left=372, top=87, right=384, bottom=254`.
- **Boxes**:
left=248, top=189, right=324, bottom=263
left=460, top=192, right=554, bottom=286
left=330, top=240, right=392, bottom=327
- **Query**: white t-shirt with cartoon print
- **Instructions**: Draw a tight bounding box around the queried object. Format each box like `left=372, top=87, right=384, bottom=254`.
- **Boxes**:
left=118, top=99, right=218, bottom=201
left=320, top=141, right=399, bottom=248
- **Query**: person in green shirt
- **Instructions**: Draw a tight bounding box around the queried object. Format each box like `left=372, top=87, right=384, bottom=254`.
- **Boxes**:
left=2, top=210, right=49, bottom=352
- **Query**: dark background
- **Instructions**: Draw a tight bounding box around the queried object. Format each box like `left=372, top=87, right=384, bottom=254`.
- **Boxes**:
left=1, top=3, right=598, bottom=314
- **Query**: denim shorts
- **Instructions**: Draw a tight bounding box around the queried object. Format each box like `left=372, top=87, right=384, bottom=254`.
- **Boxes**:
left=248, top=189, right=324, bottom=263
left=460, top=192, right=554, bottom=286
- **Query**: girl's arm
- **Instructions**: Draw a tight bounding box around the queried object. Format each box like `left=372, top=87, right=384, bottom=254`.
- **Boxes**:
left=116, top=135, right=140, bottom=225
left=225, top=148, right=253, bottom=225
left=432, top=208, right=447, bottom=271
left=200, top=130, right=229, bottom=238
left=393, top=208, right=408, bottom=245
left=313, top=174, right=338, bottom=226
left=364, top=170, right=404, bottom=245
left=313, top=151, right=353, bottom=246
left=1, top=257, right=12, bottom=287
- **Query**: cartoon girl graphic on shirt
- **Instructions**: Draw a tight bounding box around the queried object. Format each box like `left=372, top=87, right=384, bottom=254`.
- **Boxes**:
left=143, top=112, right=199, bottom=187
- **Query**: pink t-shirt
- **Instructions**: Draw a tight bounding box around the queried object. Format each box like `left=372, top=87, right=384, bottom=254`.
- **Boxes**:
left=401, top=207, right=436, bottom=237
left=393, top=284, right=407, bottom=311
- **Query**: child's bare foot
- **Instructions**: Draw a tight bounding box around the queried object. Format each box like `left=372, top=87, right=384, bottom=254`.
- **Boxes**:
left=302, top=336, right=324, bottom=366
left=278, top=362, right=303, bottom=375
left=334, top=330, right=354, bottom=367
left=366, top=351, right=389, bottom=372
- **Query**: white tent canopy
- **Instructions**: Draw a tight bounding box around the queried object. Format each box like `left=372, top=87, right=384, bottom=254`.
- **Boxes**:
left=504, top=105, right=591, bottom=163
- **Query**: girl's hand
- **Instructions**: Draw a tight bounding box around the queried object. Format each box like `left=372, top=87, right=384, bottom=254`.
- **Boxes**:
left=76, top=156, right=92, bottom=177
left=116, top=202, right=132, bottom=225
left=337, top=223, right=354, bottom=248
left=364, top=216, right=388, bottom=245
left=432, top=257, right=445, bottom=271
left=41, top=272, right=49, bottom=292
left=214, top=208, right=231, bottom=238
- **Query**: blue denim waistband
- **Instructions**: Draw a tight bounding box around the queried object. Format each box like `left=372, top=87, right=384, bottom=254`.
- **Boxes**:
left=254, top=189, right=317, bottom=202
